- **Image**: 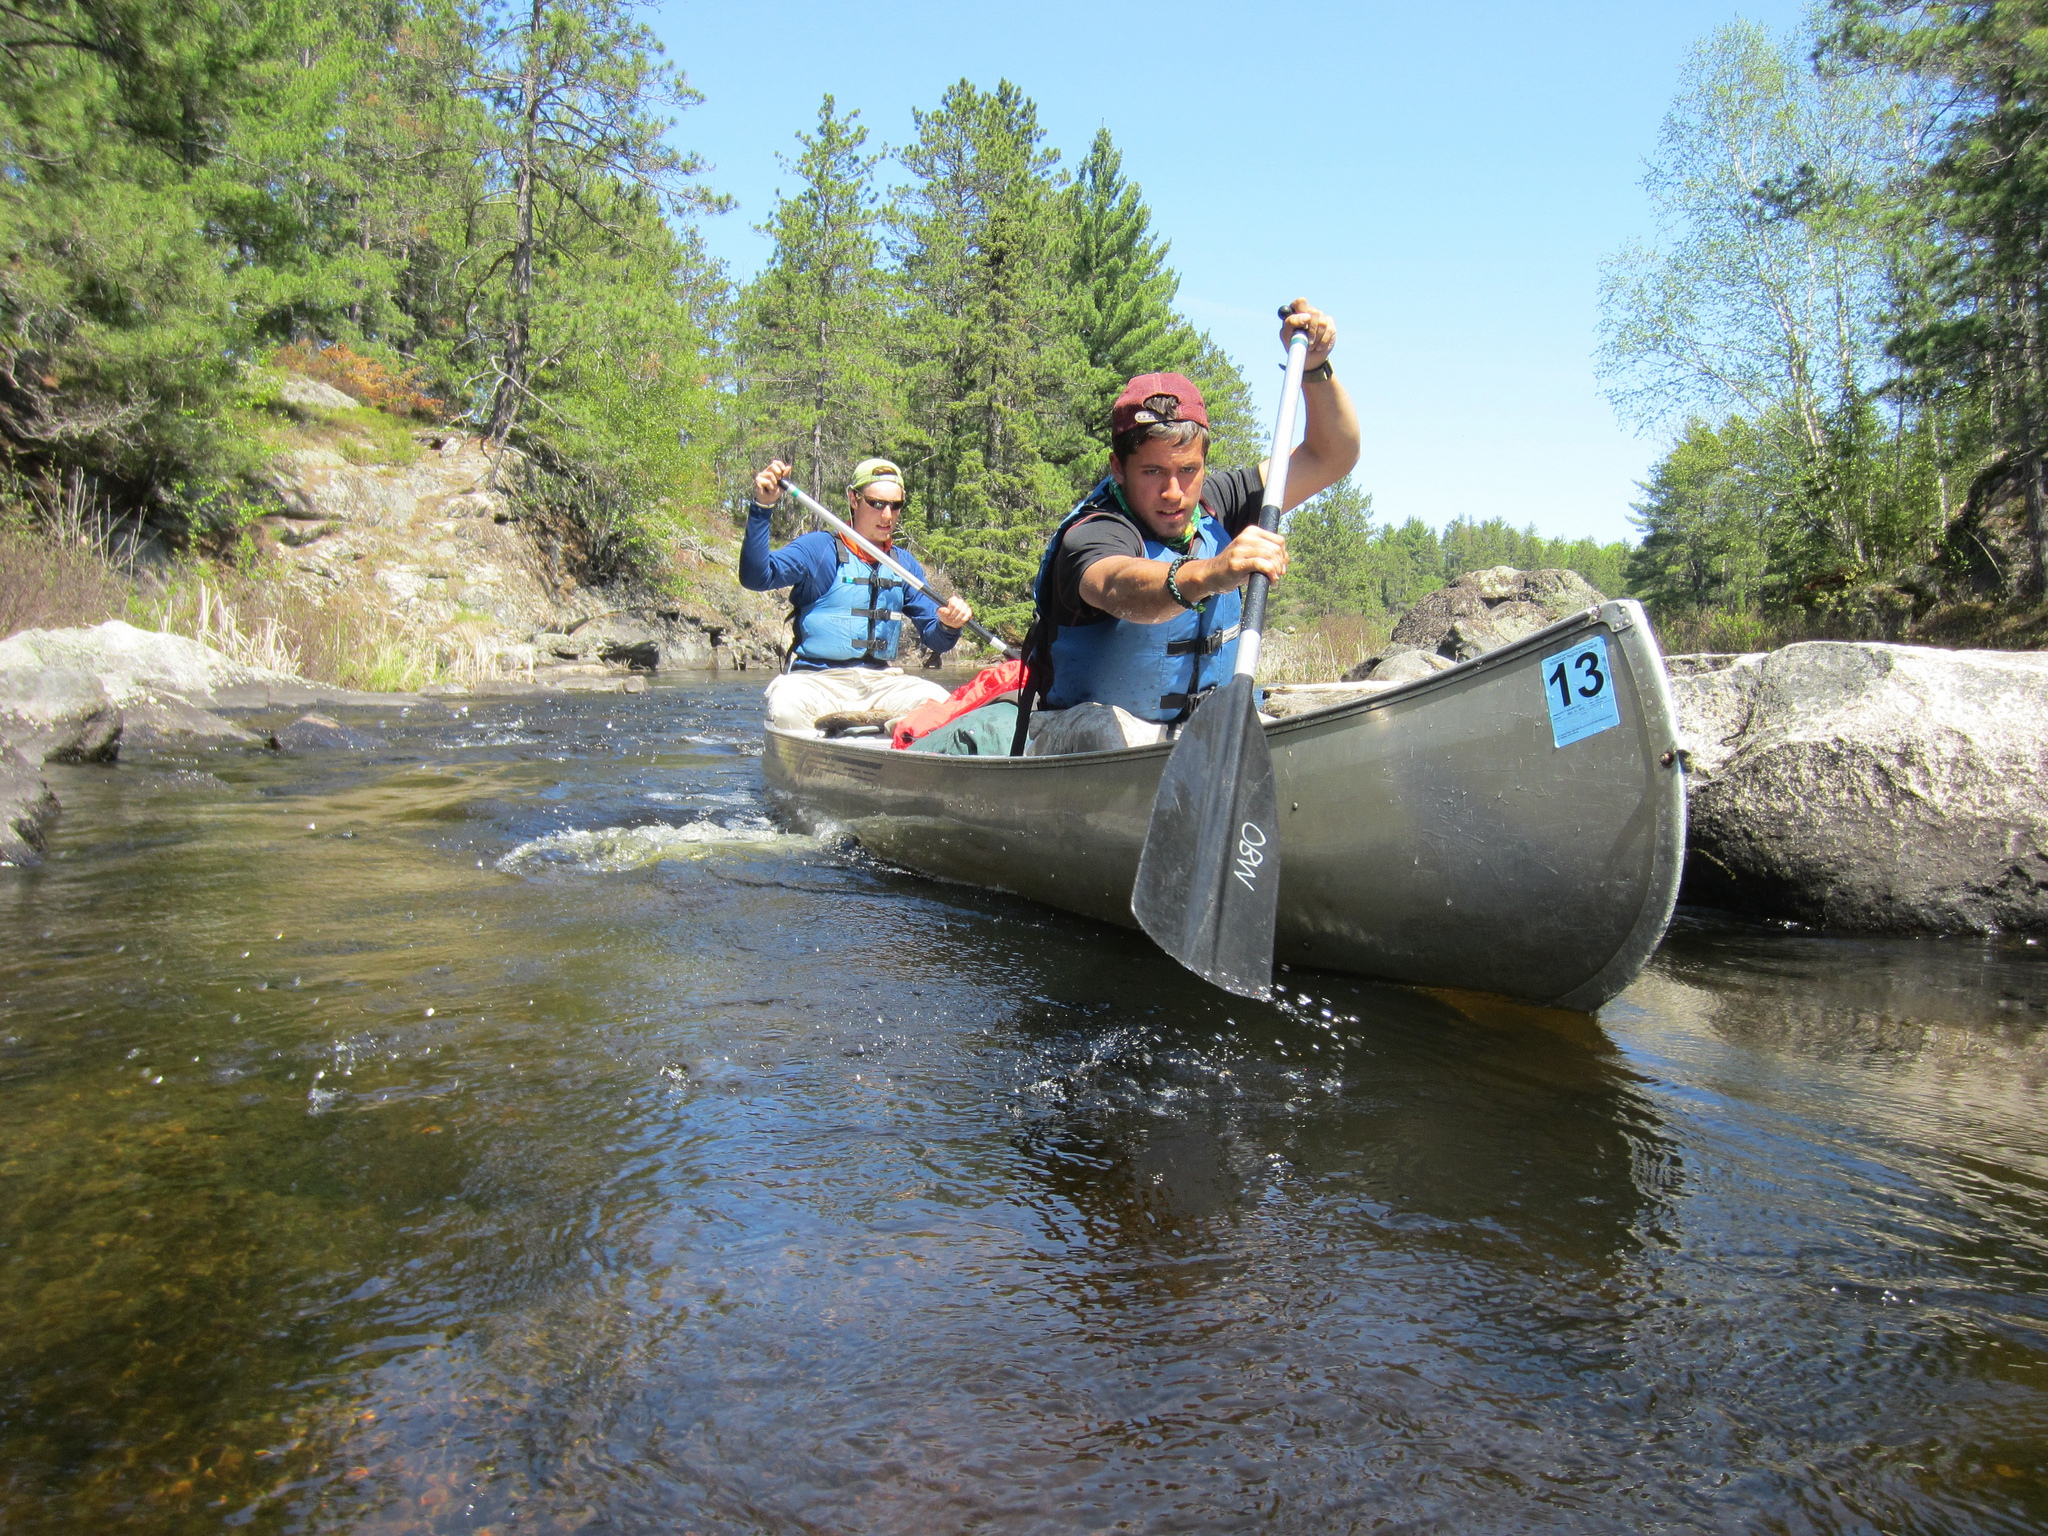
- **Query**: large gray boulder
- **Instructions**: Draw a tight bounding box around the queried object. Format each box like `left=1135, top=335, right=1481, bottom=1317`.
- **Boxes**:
left=0, top=744, right=57, bottom=865
left=277, top=373, right=359, bottom=413
left=1669, top=643, right=2048, bottom=933
left=0, top=666, right=120, bottom=868
left=0, top=621, right=299, bottom=707
left=0, top=665, right=121, bottom=765
left=1345, top=566, right=1604, bottom=681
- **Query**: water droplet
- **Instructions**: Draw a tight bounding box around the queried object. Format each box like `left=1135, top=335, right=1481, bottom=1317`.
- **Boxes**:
left=425, top=1007, right=435, bottom=1017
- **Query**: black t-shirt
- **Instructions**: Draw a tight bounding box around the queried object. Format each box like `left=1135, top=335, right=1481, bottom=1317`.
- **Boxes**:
left=1046, top=466, right=1266, bottom=627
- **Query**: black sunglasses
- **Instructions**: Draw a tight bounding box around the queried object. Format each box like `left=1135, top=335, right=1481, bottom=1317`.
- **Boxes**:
left=857, top=493, right=905, bottom=512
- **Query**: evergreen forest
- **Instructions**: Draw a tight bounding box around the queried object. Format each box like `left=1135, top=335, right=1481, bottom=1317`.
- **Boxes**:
left=6, top=1, right=2048, bottom=654
left=0, top=0, right=1634, bottom=650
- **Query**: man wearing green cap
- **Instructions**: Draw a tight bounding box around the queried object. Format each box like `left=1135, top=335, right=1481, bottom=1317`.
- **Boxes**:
left=741, top=456, right=975, bottom=734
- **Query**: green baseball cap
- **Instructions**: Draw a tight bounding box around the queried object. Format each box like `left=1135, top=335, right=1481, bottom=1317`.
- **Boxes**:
left=848, top=458, right=904, bottom=494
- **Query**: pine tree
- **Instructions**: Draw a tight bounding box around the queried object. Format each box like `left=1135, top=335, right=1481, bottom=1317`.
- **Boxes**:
left=1279, top=475, right=1375, bottom=617
left=1064, top=128, right=1256, bottom=474
left=1626, top=415, right=1785, bottom=612
left=0, top=0, right=302, bottom=514
left=469, top=0, right=722, bottom=445
left=737, top=96, right=897, bottom=507
left=892, top=79, right=1086, bottom=624
left=1069, top=133, right=1180, bottom=383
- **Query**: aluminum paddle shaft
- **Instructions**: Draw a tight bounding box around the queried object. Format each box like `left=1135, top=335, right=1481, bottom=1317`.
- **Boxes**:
left=1129, top=325, right=1312, bottom=1000
left=777, top=478, right=1018, bottom=659
left=1233, top=327, right=1313, bottom=679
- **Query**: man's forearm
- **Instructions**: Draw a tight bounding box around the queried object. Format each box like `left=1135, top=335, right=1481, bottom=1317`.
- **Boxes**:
left=1081, top=553, right=1245, bottom=625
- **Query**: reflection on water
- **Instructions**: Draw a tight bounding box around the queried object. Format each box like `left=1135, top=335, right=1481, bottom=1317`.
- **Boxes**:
left=1, top=679, right=2045, bottom=1533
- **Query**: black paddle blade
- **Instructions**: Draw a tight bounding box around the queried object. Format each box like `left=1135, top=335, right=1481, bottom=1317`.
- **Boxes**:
left=1131, top=676, right=1280, bottom=1000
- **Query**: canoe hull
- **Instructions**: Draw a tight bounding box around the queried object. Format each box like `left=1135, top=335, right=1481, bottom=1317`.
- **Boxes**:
left=762, top=601, right=1686, bottom=1011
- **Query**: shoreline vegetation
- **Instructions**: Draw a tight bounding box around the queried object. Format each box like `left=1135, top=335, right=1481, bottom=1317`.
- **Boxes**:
left=3, top=3, right=2047, bottom=685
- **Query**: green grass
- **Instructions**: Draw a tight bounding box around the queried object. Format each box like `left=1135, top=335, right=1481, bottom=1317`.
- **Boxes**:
left=330, top=407, right=422, bottom=467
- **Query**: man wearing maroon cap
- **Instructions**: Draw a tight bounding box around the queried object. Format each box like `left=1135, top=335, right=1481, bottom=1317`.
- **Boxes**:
left=1016, top=299, right=1358, bottom=752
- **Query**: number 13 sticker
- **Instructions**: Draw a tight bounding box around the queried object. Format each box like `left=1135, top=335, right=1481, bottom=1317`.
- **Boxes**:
left=1540, top=635, right=1622, bottom=747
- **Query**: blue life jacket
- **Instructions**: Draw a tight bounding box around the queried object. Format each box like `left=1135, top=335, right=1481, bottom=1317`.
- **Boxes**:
left=792, top=542, right=907, bottom=666
left=1032, top=480, right=1242, bottom=724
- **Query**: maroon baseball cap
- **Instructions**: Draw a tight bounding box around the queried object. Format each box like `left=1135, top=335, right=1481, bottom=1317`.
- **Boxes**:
left=1110, top=372, right=1208, bottom=435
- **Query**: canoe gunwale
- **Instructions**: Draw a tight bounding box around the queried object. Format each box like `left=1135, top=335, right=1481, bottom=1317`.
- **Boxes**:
left=764, top=601, right=1675, bottom=769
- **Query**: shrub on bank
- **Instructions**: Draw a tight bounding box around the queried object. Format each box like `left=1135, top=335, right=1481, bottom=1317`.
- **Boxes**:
left=0, top=528, right=127, bottom=637
left=269, top=343, right=445, bottom=421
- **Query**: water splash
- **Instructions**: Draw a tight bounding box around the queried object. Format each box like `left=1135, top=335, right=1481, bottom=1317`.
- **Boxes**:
left=496, top=817, right=813, bottom=875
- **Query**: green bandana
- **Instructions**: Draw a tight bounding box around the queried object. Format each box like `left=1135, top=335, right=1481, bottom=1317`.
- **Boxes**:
left=1107, top=480, right=1196, bottom=553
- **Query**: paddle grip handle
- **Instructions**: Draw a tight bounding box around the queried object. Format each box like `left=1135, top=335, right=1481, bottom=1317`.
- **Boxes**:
left=778, top=478, right=1018, bottom=658
left=1235, top=327, right=1314, bottom=678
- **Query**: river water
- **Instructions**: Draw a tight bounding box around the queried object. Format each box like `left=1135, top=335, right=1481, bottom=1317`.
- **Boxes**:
left=2, top=676, right=2046, bottom=1534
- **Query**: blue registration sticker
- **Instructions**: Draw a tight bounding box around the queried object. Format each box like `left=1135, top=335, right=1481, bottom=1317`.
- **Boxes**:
left=1540, top=635, right=1622, bottom=747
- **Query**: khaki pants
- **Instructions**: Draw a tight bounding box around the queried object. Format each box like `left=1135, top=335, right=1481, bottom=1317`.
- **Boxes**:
left=763, top=666, right=952, bottom=736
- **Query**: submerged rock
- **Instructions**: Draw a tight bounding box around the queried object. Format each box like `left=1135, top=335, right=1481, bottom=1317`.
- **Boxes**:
left=275, top=713, right=388, bottom=752
left=1669, top=642, right=2048, bottom=934
left=120, top=697, right=267, bottom=748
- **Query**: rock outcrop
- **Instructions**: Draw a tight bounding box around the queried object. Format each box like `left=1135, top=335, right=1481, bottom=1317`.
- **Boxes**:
left=1345, top=566, right=1603, bottom=682
left=0, top=623, right=303, bottom=861
left=1668, top=642, right=2048, bottom=933
left=0, top=663, right=122, bottom=765
left=278, top=373, right=360, bottom=413
left=0, top=649, right=132, bottom=865
left=258, top=429, right=787, bottom=673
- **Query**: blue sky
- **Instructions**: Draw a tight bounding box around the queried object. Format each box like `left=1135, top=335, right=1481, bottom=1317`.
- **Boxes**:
left=649, top=1, right=1812, bottom=545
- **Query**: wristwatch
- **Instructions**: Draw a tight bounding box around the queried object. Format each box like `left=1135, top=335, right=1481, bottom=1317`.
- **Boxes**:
left=1302, top=359, right=1335, bottom=384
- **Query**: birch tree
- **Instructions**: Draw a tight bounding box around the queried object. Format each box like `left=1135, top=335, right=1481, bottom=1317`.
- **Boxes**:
left=1599, top=18, right=1940, bottom=582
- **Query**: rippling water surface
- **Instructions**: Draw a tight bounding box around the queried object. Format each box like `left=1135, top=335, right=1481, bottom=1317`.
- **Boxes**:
left=3, top=677, right=2046, bottom=1533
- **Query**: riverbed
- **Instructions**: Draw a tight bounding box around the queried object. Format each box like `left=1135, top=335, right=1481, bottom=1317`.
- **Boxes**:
left=2, top=676, right=2045, bottom=1533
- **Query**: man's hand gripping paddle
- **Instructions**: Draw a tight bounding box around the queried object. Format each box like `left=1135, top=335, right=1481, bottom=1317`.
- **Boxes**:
left=777, top=478, right=1019, bottom=659
left=1129, top=322, right=1312, bottom=999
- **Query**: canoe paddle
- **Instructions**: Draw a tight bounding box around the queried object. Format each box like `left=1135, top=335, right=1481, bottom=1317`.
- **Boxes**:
left=776, top=478, right=1020, bottom=660
left=1129, top=323, right=1313, bottom=1000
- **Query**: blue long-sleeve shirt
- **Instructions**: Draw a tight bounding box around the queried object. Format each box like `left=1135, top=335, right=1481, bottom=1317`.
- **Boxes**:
left=739, top=501, right=961, bottom=670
